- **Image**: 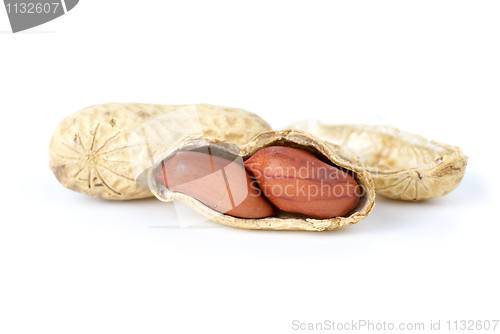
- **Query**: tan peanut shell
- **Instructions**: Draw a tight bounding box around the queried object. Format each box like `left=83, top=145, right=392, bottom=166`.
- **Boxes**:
left=286, top=120, right=468, bottom=201
left=49, top=103, right=272, bottom=200
left=148, top=130, right=376, bottom=231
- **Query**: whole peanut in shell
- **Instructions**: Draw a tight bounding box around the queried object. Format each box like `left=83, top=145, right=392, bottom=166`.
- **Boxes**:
left=244, top=146, right=360, bottom=219
left=156, top=151, right=275, bottom=219
left=49, top=103, right=272, bottom=200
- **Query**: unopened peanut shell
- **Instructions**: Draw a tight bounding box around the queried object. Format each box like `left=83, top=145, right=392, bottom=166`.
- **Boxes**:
left=49, top=103, right=272, bottom=200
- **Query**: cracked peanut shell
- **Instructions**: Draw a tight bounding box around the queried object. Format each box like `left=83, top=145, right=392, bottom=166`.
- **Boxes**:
left=49, top=103, right=272, bottom=200
left=286, top=120, right=468, bottom=201
left=148, top=129, right=375, bottom=231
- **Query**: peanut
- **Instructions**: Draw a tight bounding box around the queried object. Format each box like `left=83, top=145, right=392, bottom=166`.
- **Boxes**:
left=156, top=151, right=276, bottom=219
left=49, top=103, right=272, bottom=200
left=244, top=146, right=360, bottom=219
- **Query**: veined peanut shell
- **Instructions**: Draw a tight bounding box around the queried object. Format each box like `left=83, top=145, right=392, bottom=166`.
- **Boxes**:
left=49, top=103, right=272, bottom=200
left=287, top=120, right=468, bottom=201
left=148, top=130, right=375, bottom=231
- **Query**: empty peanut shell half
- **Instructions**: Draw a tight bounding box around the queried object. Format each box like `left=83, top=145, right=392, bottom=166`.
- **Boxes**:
left=287, top=120, right=468, bottom=201
left=148, top=130, right=375, bottom=231
left=49, top=103, right=272, bottom=200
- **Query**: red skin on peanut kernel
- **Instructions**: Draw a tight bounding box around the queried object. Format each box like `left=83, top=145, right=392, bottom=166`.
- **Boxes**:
left=156, top=151, right=275, bottom=219
left=244, top=146, right=361, bottom=219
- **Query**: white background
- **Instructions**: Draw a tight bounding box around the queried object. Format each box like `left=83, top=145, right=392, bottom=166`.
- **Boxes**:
left=1, top=1, right=499, bottom=333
